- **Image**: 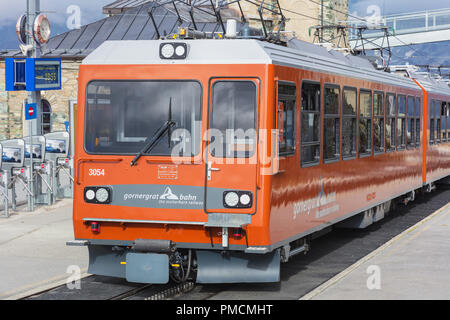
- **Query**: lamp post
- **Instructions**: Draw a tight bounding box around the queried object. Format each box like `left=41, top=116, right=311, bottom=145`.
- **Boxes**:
left=26, top=0, right=41, bottom=137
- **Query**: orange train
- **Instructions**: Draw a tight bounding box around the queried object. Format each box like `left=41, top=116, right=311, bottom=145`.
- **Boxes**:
left=69, top=37, right=450, bottom=283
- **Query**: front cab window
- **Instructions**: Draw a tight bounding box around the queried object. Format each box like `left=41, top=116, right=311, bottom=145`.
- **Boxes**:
left=84, top=80, right=202, bottom=157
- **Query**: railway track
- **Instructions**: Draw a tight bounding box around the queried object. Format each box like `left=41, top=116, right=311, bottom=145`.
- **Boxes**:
left=23, top=276, right=195, bottom=300
left=25, top=187, right=450, bottom=300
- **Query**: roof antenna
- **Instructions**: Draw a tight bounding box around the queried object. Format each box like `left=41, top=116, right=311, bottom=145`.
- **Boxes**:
left=257, top=0, right=268, bottom=38
left=236, top=0, right=247, bottom=24
left=172, top=1, right=183, bottom=26
left=148, top=2, right=160, bottom=39
left=189, top=2, right=198, bottom=30
left=209, top=0, right=225, bottom=33
left=274, top=0, right=286, bottom=40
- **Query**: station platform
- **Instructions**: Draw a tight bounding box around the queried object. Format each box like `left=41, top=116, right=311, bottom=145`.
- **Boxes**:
left=1, top=196, right=449, bottom=300
left=0, top=199, right=88, bottom=300
left=301, top=202, right=450, bottom=300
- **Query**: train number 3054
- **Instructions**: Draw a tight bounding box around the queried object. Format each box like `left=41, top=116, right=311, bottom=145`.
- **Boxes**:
left=88, top=169, right=105, bottom=176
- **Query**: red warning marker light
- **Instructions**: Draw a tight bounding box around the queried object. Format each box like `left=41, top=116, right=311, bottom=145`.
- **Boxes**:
left=232, top=228, right=243, bottom=239
left=90, top=222, right=100, bottom=233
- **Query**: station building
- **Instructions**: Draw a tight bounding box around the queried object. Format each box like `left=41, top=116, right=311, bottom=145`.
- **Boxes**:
left=0, top=0, right=348, bottom=140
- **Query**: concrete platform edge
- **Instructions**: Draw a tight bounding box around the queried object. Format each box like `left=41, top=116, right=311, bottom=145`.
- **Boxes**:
left=299, top=202, right=450, bottom=300
left=2, top=271, right=90, bottom=300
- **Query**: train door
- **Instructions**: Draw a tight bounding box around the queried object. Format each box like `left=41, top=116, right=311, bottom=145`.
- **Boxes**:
left=204, top=78, right=260, bottom=214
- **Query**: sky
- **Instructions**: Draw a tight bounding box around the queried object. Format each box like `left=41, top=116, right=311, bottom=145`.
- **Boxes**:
left=349, top=0, right=448, bottom=16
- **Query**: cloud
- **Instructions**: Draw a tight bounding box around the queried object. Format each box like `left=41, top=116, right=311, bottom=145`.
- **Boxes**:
left=0, top=0, right=111, bottom=27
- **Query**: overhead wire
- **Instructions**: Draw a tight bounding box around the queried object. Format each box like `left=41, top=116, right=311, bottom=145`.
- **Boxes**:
left=307, top=0, right=442, bottom=64
left=242, top=0, right=336, bottom=25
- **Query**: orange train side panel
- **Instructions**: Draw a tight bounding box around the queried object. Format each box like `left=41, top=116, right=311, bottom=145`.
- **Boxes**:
left=425, top=93, right=450, bottom=183
left=413, top=78, right=450, bottom=183
left=268, top=65, right=423, bottom=245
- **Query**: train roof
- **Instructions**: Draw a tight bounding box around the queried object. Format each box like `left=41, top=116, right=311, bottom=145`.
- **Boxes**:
left=82, top=38, right=421, bottom=91
left=411, top=73, right=450, bottom=98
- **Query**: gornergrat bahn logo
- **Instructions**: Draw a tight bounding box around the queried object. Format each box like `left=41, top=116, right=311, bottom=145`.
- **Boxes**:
left=121, top=185, right=202, bottom=208
left=293, top=178, right=339, bottom=220
left=160, top=187, right=179, bottom=200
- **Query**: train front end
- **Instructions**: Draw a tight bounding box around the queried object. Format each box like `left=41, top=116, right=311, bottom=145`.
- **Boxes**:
left=71, top=39, right=279, bottom=284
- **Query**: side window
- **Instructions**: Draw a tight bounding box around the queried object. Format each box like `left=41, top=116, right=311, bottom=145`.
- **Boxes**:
left=323, top=85, right=340, bottom=162
left=397, top=95, right=406, bottom=150
left=415, top=97, right=421, bottom=146
left=441, top=102, right=447, bottom=142
left=436, top=101, right=442, bottom=144
left=386, top=94, right=396, bottom=152
left=342, top=87, right=357, bottom=159
left=277, top=82, right=296, bottom=155
left=430, top=100, right=435, bottom=144
left=407, top=96, right=415, bottom=148
left=359, top=90, right=372, bottom=156
left=301, top=82, right=321, bottom=166
left=447, top=102, right=450, bottom=142
left=211, top=81, right=256, bottom=158
left=373, top=92, right=384, bottom=153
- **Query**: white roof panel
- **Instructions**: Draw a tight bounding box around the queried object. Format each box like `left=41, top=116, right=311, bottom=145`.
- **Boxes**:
left=82, top=38, right=420, bottom=91
left=411, top=73, right=450, bottom=97
left=82, top=39, right=271, bottom=65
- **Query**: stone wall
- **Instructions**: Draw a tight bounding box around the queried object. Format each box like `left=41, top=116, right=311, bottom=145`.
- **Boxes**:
left=280, top=0, right=321, bottom=42
left=0, top=60, right=80, bottom=140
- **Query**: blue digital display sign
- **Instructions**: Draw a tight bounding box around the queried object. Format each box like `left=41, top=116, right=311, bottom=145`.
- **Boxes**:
left=5, top=58, right=61, bottom=91
left=34, top=61, right=60, bottom=89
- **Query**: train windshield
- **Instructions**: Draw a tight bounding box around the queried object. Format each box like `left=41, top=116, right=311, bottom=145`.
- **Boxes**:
left=84, top=80, right=202, bottom=156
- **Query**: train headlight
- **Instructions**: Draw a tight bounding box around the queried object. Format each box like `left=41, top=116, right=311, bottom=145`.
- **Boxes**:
left=159, top=43, right=187, bottom=59
left=239, top=194, right=251, bottom=206
left=175, top=45, right=186, bottom=57
left=95, top=188, right=109, bottom=203
left=84, top=186, right=112, bottom=204
left=160, top=43, right=175, bottom=59
left=224, top=192, right=239, bottom=207
left=85, top=189, right=95, bottom=201
left=223, top=191, right=253, bottom=208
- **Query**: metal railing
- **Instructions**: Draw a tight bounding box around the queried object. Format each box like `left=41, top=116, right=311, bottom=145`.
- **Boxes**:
left=349, top=8, right=450, bottom=39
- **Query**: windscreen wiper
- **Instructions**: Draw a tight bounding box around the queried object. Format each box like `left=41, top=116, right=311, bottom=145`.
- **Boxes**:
left=130, top=98, right=176, bottom=166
